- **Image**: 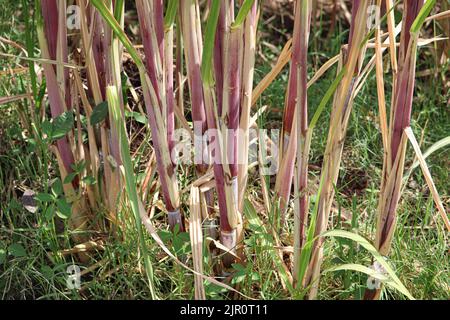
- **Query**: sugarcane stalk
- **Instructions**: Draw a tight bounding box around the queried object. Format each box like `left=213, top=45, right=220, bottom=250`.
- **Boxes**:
left=305, top=0, right=369, bottom=299
left=274, top=0, right=312, bottom=228
left=292, top=0, right=312, bottom=287
left=135, top=0, right=183, bottom=231
left=38, top=0, right=75, bottom=175
left=365, top=0, right=430, bottom=300
left=237, top=1, right=258, bottom=212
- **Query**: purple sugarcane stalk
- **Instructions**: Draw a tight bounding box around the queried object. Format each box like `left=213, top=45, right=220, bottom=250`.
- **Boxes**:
left=40, top=0, right=75, bottom=176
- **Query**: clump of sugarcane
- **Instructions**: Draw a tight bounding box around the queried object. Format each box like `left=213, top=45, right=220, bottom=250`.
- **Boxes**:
left=135, top=0, right=183, bottom=231
left=303, top=0, right=370, bottom=298
left=36, top=0, right=132, bottom=250
left=76, top=0, right=125, bottom=219
left=200, top=0, right=258, bottom=266
left=365, top=0, right=435, bottom=300
left=36, top=0, right=89, bottom=246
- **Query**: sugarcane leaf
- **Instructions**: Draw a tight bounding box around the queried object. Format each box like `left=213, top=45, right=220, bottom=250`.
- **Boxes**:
left=91, top=0, right=144, bottom=69
left=164, top=0, right=179, bottom=29
left=90, top=101, right=109, bottom=125
left=322, top=230, right=414, bottom=300
left=294, top=172, right=328, bottom=297
left=232, top=0, right=256, bottom=29
left=325, top=264, right=389, bottom=281
left=201, top=0, right=221, bottom=84
left=407, top=136, right=450, bottom=175
left=309, top=67, right=346, bottom=130
left=411, top=0, right=437, bottom=35
left=113, top=0, right=124, bottom=22
left=107, top=85, right=157, bottom=299
left=405, top=128, right=450, bottom=232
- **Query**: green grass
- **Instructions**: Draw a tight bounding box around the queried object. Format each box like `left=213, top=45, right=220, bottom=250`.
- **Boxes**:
left=0, top=2, right=448, bottom=300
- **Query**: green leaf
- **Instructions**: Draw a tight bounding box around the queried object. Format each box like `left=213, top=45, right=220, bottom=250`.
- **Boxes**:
left=90, top=101, right=109, bottom=125
left=201, top=0, right=221, bottom=84
left=322, top=230, right=415, bottom=300
left=90, top=0, right=144, bottom=70
left=309, top=67, right=346, bottom=130
left=50, top=111, right=74, bottom=140
left=406, top=136, right=450, bottom=177
left=107, top=85, right=156, bottom=299
left=82, top=176, right=96, bottom=186
left=0, top=249, right=6, bottom=265
left=64, top=172, right=78, bottom=185
left=410, top=0, right=436, bottom=35
left=56, top=198, right=72, bottom=220
left=232, top=0, right=256, bottom=29
left=164, top=0, right=179, bottom=29
left=52, top=179, right=63, bottom=196
left=126, top=111, right=148, bottom=125
left=44, top=205, right=55, bottom=221
left=40, top=265, right=54, bottom=280
left=232, top=263, right=246, bottom=272
left=35, top=193, right=55, bottom=203
left=158, top=230, right=172, bottom=243
left=8, top=243, right=27, bottom=258
left=41, top=120, right=53, bottom=137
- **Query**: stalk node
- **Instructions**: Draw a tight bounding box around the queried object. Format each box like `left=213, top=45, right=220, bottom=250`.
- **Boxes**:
left=168, top=209, right=185, bottom=232
left=220, top=229, right=237, bottom=268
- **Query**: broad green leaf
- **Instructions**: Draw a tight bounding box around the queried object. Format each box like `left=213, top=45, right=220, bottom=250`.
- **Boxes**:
left=64, top=172, right=78, bottom=185
left=56, top=198, right=72, bottom=220
left=8, top=243, right=27, bottom=258
left=90, top=101, right=109, bottom=125
left=44, top=205, right=55, bottom=221
left=35, top=193, right=55, bottom=203
left=52, top=179, right=63, bottom=196
left=126, top=110, right=148, bottom=125
left=41, top=120, right=53, bottom=137
left=50, top=111, right=74, bottom=140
